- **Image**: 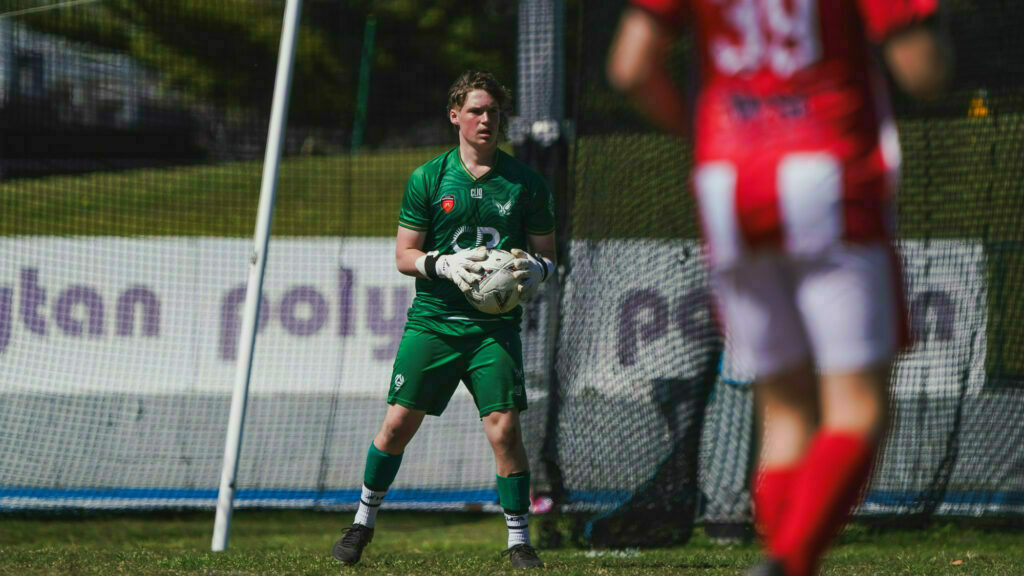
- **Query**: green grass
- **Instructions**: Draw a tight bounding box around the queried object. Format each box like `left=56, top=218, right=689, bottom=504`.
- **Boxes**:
left=2, top=114, right=1022, bottom=239
left=0, top=147, right=450, bottom=237
left=1, top=511, right=1023, bottom=575
left=569, top=114, right=1024, bottom=240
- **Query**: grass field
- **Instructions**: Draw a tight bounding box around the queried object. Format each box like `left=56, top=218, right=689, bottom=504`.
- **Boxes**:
left=2, top=510, right=1024, bottom=575
left=2, top=114, right=1021, bottom=240
left=0, top=147, right=450, bottom=238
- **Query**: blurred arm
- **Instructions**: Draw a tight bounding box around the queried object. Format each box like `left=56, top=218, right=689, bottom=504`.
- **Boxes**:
left=528, top=232, right=557, bottom=268
left=607, top=7, right=689, bottom=137
left=395, top=226, right=428, bottom=278
left=883, top=22, right=951, bottom=100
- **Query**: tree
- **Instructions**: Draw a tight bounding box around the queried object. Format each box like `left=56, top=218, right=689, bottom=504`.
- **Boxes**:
left=6, top=0, right=518, bottom=142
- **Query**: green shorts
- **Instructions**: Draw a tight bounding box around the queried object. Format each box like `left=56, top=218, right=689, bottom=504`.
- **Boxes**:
left=388, top=327, right=527, bottom=418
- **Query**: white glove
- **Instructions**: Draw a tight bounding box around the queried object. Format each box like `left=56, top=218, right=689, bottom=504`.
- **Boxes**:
left=510, top=248, right=552, bottom=302
left=432, top=246, right=488, bottom=294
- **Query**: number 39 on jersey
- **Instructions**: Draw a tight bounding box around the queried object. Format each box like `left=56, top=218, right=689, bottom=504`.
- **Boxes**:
left=709, top=0, right=822, bottom=78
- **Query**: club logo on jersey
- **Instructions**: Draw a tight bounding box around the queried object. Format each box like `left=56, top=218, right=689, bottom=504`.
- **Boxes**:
left=451, top=226, right=500, bottom=252
left=494, top=198, right=513, bottom=217
left=470, top=187, right=483, bottom=199
left=441, top=194, right=456, bottom=213
left=393, top=373, right=405, bottom=391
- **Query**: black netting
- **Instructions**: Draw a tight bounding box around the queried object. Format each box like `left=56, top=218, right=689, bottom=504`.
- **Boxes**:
left=546, top=0, right=1024, bottom=546
left=0, top=0, right=524, bottom=511
left=1, top=0, right=1022, bottom=548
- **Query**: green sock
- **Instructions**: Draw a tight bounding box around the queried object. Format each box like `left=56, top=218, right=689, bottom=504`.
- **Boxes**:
left=363, top=442, right=403, bottom=491
left=496, top=471, right=530, bottom=514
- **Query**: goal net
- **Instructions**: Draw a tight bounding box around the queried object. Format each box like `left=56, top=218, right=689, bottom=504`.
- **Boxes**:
left=1, top=0, right=1022, bottom=545
left=551, top=0, right=1024, bottom=545
left=0, top=0, right=522, bottom=511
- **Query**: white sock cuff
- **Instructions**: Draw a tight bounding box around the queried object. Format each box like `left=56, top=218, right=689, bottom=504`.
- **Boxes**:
left=504, top=512, right=529, bottom=529
left=361, top=484, right=387, bottom=507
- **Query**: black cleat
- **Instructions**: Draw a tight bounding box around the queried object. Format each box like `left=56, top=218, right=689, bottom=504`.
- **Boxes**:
left=747, top=558, right=785, bottom=576
left=502, top=543, right=545, bottom=568
left=332, top=523, right=374, bottom=565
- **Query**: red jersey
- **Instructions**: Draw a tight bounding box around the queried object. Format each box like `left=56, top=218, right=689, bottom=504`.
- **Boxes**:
left=629, top=0, right=937, bottom=261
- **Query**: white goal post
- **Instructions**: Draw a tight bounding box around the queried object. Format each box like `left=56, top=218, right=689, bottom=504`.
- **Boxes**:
left=211, top=0, right=304, bottom=552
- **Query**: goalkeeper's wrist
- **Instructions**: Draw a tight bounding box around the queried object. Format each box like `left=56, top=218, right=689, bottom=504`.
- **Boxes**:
left=533, top=253, right=554, bottom=283
left=415, top=251, right=440, bottom=280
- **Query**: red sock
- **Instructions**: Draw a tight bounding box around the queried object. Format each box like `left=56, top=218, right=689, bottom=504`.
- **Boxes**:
left=752, top=465, right=798, bottom=547
left=770, top=432, right=875, bottom=576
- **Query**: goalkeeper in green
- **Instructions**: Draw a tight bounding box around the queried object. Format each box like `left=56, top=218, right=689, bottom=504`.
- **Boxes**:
left=332, top=70, right=556, bottom=569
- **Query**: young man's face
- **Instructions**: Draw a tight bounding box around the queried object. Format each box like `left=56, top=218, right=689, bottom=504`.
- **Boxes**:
left=450, top=89, right=500, bottom=150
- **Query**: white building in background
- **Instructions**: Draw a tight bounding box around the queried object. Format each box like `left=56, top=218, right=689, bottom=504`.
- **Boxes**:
left=0, top=19, right=160, bottom=127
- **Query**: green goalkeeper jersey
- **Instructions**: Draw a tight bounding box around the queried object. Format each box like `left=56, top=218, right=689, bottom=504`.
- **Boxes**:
left=398, top=147, right=555, bottom=336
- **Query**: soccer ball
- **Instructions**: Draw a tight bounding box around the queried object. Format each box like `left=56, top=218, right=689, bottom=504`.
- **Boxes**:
left=465, top=249, right=521, bottom=314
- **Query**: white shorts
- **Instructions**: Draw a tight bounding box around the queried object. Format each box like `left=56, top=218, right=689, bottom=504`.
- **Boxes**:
left=711, top=243, right=906, bottom=379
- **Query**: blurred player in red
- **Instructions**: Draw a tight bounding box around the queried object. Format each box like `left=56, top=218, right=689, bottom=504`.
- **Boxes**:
left=608, top=1, right=949, bottom=575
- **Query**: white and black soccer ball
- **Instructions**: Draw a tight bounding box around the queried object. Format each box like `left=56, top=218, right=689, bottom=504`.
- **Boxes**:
left=465, top=249, right=521, bottom=315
